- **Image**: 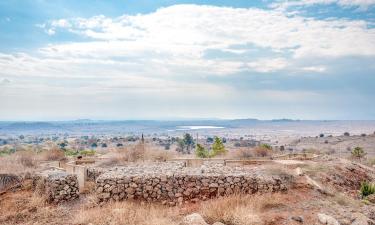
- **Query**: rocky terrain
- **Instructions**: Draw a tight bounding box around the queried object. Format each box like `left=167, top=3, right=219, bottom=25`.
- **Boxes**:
left=1, top=154, right=375, bottom=225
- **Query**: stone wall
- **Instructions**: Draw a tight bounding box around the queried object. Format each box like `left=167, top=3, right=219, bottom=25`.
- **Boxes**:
left=34, top=169, right=79, bottom=203
left=95, top=162, right=293, bottom=205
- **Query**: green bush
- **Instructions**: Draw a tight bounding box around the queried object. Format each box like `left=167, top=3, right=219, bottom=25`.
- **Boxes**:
left=210, top=136, right=227, bottom=157
left=260, top=143, right=272, bottom=150
left=351, top=147, right=366, bottom=160
left=195, top=144, right=209, bottom=158
left=360, top=181, right=375, bottom=198
left=64, top=149, right=79, bottom=156
left=80, top=149, right=96, bottom=156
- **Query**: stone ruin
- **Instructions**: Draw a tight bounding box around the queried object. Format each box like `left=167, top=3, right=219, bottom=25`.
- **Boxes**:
left=33, top=169, right=79, bottom=203
left=95, top=162, right=293, bottom=205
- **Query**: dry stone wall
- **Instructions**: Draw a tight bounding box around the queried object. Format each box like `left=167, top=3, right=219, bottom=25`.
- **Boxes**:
left=96, top=162, right=293, bottom=205
left=34, top=169, right=79, bottom=203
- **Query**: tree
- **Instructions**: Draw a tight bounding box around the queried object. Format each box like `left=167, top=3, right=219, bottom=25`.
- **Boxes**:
left=351, top=147, right=366, bottom=160
left=195, top=144, right=209, bottom=158
left=211, top=136, right=226, bottom=157
left=183, top=133, right=195, bottom=154
left=260, top=143, right=272, bottom=150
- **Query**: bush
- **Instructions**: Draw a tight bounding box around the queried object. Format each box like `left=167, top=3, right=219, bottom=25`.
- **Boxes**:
left=344, top=132, right=350, bottom=136
left=254, top=146, right=271, bottom=157
left=16, top=150, right=36, bottom=167
left=260, top=143, right=272, bottom=150
left=234, top=148, right=253, bottom=159
left=360, top=181, right=375, bottom=198
left=42, top=148, right=65, bottom=161
left=195, top=144, right=209, bottom=158
left=80, top=149, right=96, bottom=156
left=211, top=137, right=227, bottom=157
left=351, top=147, right=366, bottom=160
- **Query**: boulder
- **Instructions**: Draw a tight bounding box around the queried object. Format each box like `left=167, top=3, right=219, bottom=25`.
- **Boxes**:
left=351, top=213, right=373, bottom=225
left=367, top=194, right=375, bottom=204
left=318, top=213, right=340, bottom=225
left=180, top=213, right=208, bottom=225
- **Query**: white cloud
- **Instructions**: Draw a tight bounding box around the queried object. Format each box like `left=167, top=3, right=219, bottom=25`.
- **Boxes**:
left=302, top=66, right=327, bottom=72
left=42, top=5, right=374, bottom=61
left=271, top=0, right=375, bottom=11
left=247, top=58, right=289, bottom=73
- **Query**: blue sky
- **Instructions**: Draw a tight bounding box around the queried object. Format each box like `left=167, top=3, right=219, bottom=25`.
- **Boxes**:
left=0, top=0, right=375, bottom=120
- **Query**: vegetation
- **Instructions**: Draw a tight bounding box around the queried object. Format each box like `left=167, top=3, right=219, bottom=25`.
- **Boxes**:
left=210, top=136, right=226, bottom=157
left=80, top=149, right=96, bottom=156
left=259, top=143, right=272, bottom=150
left=177, top=133, right=195, bottom=154
left=195, top=144, right=209, bottom=158
left=351, top=146, right=366, bottom=160
left=360, top=181, right=375, bottom=198
left=254, top=144, right=272, bottom=157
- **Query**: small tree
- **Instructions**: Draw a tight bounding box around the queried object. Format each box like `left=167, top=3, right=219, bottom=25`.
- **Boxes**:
left=195, top=144, right=209, bottom=158
left=183, top=133, right=195, bottom=154
left=211, top=136, right=226, bottom=157
left=351, top=146, right=366, bottom=160
left=260, top=143, right=272, bottom=150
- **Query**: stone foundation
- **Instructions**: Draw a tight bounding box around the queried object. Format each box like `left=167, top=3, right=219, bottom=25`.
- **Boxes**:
left=34, top=169, right=79, bottom=203
left=95, top=162, right=293, bottom=205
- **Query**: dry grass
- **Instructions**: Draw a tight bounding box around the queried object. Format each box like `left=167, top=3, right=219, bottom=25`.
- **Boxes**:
left=254, top=147, right=271, bottom=157
left=99, top=143, right=177, bottom=166
left=230, top=148, right=254, bottom=159
left=74, top=201, right=180, bottom=225
left=199, top=194, right=286, bottom=225
left=0, top=151, right=38, bottom=174
left=40, top=147, right=66, bottom=161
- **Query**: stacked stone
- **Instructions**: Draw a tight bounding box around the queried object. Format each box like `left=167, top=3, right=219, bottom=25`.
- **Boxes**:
left=34, top=170, right=79, bottom=203
left=95, top=162, right=292, bottom=205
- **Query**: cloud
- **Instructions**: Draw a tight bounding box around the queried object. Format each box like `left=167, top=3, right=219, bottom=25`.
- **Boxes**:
left=270, top=0, right=375, bottom=11
left=247, top=58, right=289, bottom=73
left=41, top=5, right=374, bottom=63
left=0, top=78, right=11, bottom=86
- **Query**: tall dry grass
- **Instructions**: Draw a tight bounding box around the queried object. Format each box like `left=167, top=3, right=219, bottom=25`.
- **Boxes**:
left=99, top=143, right=177, bottom=166
left=74, top=201, right=180, bottom=225
left=0, top=150, right=38, bottom=174
left=199, top=194, right=285, bottom=225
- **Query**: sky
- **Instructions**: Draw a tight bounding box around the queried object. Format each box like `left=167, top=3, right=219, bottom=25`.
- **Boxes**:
left=0, top=0, right=375, bottom=121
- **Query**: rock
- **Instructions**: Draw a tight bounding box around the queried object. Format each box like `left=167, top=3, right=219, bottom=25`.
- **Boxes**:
left=212, top=222, right=226, bottom=225
left=295, top=167, right=304, bottom=176
left=351, top=213, right=371, bottom=225
left=180, top=213, right=208, bottom=225
left=318, top=213, right=340, bottom=225
left=367, top=194, right=375, bottom=204
left=291, top=216, right=304, bottom=223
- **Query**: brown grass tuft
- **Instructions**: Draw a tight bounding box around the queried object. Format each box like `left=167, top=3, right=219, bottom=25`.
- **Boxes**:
left=199, top=194, right=285, bottom=225
left=74, top=200, right=179, bottom=225
left=41, top=147, right=66, bottom=161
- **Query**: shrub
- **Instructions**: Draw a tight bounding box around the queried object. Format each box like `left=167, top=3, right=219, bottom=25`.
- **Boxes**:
left=351, top=147, right=366, bottom=160
left=259, top=143, right=272, bottom=150
left=42, top=148, right=65, bottom=161
left=234, top=148, right=253, bottom=159
left=15, top=150, right=36, bottom=167
left=210, top=137, right=227, bottom=157
left=360, top=181, right=375, bottom=198
left=254, top=144, right=272, bottom=157
left=195, top=144, right=209, bottom=158
left=65, top=149, right=79, bottom=156
left=80, top=149, right=96, bottom=156
left=344, top=132, right=350, bottom=136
